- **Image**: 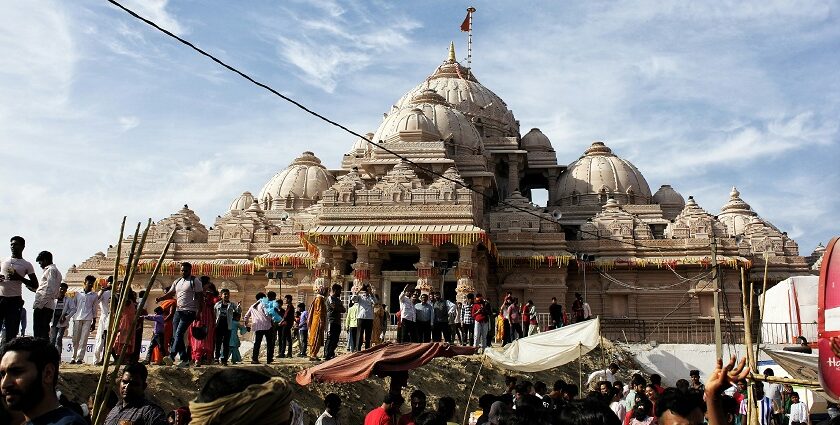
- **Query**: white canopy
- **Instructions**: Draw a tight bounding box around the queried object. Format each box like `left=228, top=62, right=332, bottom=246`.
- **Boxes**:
left=484, top=317, right=601, bottom=372
left=759, top=276, right=819, bottom=344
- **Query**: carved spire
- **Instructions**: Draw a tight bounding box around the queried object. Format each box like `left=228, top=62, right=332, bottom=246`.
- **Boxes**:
left=448, top=41, right=456, bottom=63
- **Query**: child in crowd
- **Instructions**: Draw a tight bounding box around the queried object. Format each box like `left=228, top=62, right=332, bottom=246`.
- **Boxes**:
left=297, top=303, right=308, bottom=357
left=787, top=392, right=809, bottom=425
left=229, top=312, right=248, bottom=364
left=143, top=306, right=166, bottom=365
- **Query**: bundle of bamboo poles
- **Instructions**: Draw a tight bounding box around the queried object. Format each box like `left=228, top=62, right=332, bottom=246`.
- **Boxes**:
left=89, top=217, right=176, bottom=425
left=738, top=253, right=821, bottom=425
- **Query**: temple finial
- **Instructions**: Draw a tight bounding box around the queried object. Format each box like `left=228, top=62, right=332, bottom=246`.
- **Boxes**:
left=448, top=41, right=456, bottom=63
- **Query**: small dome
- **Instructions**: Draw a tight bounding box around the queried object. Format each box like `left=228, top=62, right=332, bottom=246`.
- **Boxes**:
left=371, top=108, right=441, bottom=143
left=258, top=152, right=336, bottom=210
left=555, top=141, right=652, bottom=206
left=521, top=128, right=553, bottom=152
left=348, top=132, right=374, bottom=155
left=652, top=185, right=685, bottom=220
left=229, top=191, right=255, bottom=211
left=407, top=97, right=482, bottom=153
left=653, top=185, right=684, bottom=206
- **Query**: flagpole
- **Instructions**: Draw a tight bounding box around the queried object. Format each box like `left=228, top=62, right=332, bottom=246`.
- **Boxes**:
left=467, top=7, right=475, bottom=67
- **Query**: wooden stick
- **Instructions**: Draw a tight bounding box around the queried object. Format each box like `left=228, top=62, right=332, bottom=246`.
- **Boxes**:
left=92, top=220, right=151, bottom=425
left=89, top=219, right=129, bottom=425
left=741, top=266, right=759, bottom=425
left=94, top=228, right=174, bottom=425
left=461, top=355, right=486, bottom=425
left=750, top=373, right=821, bottom=388
left=756, top=252, right=771, bottom=355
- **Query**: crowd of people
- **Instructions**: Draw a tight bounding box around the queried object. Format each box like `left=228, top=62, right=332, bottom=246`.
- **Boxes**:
left=3, top=235, right=840, bottom=424
left=0, top=234, right=598, bottom=367
left=5, top=333, right=834, bottom=425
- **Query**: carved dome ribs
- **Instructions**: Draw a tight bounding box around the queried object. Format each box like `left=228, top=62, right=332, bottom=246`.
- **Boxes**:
left=556, top=141, right=652, bottom=207
left=258, top=151, right=336, bottom=212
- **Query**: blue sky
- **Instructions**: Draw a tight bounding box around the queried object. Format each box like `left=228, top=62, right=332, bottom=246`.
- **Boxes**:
left=1, top=0, right=839, bottom=280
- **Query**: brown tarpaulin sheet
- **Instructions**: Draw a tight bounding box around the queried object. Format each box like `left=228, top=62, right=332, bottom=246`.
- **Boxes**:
left=296, top=342, right=478, bottom=385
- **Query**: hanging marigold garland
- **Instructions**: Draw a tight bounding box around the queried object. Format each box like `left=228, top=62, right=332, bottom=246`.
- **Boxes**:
left=579, top=256, right=752, bottom=271
left=118, top=259, right=255, bottom=279
left=496, top=254, right=573, bottom=270
left=300, top=231, right=497, bottom=260
left=253, top=253, right=315, bottom=270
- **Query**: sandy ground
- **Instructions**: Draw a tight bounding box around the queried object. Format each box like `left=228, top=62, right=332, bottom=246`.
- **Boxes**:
left=58, top=339, right=635, bottom=424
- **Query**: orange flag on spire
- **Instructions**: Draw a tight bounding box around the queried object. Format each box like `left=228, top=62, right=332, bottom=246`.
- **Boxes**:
left=460, top=7, right=475, bottom=32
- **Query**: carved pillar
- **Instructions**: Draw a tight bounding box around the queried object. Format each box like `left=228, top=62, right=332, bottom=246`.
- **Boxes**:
left=369, top=249, right=382, bottom=295
left=312, top=243, right=332, bottom=293
left=455, top=245, right=477, bottom=303
left=472, top=182, right=486, bottom=223
left=546, top=169, right=560, bottom=206
left=351, top=243, right=371, bottom=293
left=414, top=243, right=435, bottom=294
left=507, top=155, right=520, bottom=196
left=331, top=248, right=346, bottom=289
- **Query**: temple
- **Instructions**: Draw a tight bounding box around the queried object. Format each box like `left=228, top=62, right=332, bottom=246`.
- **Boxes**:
left=67, top=44, right=812, bottom=324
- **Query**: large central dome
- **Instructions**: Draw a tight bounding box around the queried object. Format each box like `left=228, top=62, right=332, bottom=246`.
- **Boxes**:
left=392, top=44, right=518, bottom=138
left=556, top=142, right=652, bottom=206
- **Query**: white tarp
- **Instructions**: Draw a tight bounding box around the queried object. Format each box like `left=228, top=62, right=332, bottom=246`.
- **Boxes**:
left=759, top=276, right=819, bottom=344
left=484, top=317, right=600, bottom=372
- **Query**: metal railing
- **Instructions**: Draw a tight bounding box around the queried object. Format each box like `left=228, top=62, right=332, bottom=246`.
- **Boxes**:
left=600, top=318, right=818, bottom=345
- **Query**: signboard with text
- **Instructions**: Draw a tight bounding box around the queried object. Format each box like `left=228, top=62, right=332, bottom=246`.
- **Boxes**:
left=818, top=237, right=840, bottom=400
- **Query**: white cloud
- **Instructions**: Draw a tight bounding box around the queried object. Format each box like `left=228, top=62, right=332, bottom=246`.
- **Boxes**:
left=258, top=3, right=421, bottom=92
left=121, top=0, right=184, bottom=36
left=118, top=116, right=140, bottom=131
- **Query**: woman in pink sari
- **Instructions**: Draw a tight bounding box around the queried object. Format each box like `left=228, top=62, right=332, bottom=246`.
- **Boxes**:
left=189, top=277, right=218, bottom=366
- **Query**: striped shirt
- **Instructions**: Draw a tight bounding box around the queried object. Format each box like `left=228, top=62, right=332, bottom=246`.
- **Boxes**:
left=462, top=303, right=474, bottom=325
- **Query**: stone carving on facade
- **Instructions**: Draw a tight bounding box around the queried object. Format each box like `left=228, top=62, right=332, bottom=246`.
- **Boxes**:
left=66, top=43, right=814, bottom=324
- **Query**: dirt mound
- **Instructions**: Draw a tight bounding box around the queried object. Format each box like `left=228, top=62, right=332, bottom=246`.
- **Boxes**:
left=58, top=340, right=635, bottom=424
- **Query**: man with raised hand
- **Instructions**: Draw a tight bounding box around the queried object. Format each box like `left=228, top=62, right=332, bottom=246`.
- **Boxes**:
left=0, top=236, right=38, bottom=345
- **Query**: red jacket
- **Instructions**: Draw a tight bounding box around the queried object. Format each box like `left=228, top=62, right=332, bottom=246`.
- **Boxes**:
left=471, top=301, right=488, bottom=323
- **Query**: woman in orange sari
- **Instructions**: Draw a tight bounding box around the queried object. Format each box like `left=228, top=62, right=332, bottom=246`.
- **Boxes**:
left=112, top=290, right=137, bottom=360
left=151, top=297, right=176, bottom=363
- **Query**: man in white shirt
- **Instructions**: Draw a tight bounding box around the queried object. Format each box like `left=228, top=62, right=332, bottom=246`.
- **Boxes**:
left=0, top=236, right=38, bottom=345
left=763, top=368, right=784, bottom=423
left=314, top=393, right=341, bottom=425
left=587, top=363, right=620, bottom=385
left=398, top=284, right=417, bottom=343
left=156, top=262, right=202, bottom=367
left=71, top=276, right=99, bottom=364
left=33, top=251, right=62, bottom=339
left=93, top=278, right=113, bottom=365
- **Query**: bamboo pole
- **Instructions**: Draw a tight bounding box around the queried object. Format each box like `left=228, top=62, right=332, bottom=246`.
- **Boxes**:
left=756, top=252, right=771, bottom=354
left=92, top=227, right=174, bottom=425
left=750, top=374, right=821, bottom=388
left=91, top=220, right=151, bottom=425
left=578, top=343, right=583, bottom=392
left=89, top=219, right=132, bottom=425
left=741, top=266, right=760, bottom=425
left=461, top=355, right=486, bottom=425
